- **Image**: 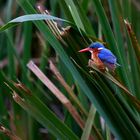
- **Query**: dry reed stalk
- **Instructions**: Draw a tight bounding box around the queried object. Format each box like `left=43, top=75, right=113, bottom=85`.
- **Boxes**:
left=49, top=60, right=88, bottom=116
left=0, top=123, right=22, bottom=140
left=27, top=60, right=95, bottom=140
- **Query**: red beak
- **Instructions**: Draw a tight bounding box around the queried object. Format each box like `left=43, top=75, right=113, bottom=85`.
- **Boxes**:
left=78, top=47, right=90, bottom=53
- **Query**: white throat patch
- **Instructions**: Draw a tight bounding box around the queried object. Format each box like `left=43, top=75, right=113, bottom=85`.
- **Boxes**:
left=98, top=47, right=104, bottom=50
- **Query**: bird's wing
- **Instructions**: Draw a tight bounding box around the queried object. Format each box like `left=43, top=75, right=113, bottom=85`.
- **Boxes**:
left=98, top=49, right=116, bottom=64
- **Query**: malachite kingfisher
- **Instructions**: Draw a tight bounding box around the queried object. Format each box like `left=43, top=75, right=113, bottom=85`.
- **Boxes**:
left=79, top=42, right=119, bottom=71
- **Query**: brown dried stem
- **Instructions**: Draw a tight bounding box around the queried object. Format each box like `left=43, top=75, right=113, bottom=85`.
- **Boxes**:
left=36, top=5, right=63, bottom=40
left=0, top=124, right=22, bottom=140
left=49, top=60, right=88, bottom=116
left=124, top=19, right=140, bottom=63
left=27, top=60, right=95, bottom=140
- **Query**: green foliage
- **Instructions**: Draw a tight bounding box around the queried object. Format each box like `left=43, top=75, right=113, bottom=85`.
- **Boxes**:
left=0, top=0, right=140, bottom=140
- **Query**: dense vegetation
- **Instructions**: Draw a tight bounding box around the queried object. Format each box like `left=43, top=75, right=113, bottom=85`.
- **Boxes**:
left=0, top=0, right=140, bottom=140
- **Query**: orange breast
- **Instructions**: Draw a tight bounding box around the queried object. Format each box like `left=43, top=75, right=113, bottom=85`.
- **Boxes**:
left=91, top=50, right=105, bottom=70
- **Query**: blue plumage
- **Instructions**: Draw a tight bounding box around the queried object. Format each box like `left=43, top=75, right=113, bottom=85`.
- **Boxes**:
left=79, top=42, right=119, bottom=71
left=89, top=42, right=105, bottom=49
left=98, top=48, right=116, bottom=64
left=89, top=42, right=117, bottom=64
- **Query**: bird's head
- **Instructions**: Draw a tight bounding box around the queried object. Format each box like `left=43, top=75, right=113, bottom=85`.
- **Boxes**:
left=79, top=42, right=105, bottom=53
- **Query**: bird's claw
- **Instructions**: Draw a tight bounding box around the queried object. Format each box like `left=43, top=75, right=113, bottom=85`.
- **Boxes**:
left=88, top=59, right=96, bottom=67
left=88, top=59, right=106, bottom=72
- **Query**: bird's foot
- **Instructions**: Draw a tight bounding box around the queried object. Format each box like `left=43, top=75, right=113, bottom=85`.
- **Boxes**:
left=88, top=59, right=96, bottom=67
left=88, top=59, right=106, bottom=72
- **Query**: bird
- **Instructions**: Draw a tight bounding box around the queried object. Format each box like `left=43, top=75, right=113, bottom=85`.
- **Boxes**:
left=78, top=42, right=119, bottom=71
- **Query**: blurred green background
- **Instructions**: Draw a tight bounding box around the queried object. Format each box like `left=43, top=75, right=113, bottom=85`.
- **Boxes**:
left=0, top=0, right=140, bottom=140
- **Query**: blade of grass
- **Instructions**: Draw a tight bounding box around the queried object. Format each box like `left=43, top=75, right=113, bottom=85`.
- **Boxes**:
left=18, top=1, right=140, bottom=139
left=89, top=65, right=140, bottom=111
left=22, top=17, right=34, bottom=140
left=12, top=92, right=78, bottom=140
left=72, top=59, right=140, bottom=139
left=63, top=0, right=85, bottom=33
left=81, top=105, right=96, bottom=140
left=81, top=0, right=90, bottom=13
left=121, top=0, right=131, bottom=21
left=27, top=61, right=97, bottom=140
left=58, top=0, right=74, bottom=22
left=1, top=2, right=97, bottom=123
left=107, top=0, right=132, bottom=87
left=63, top=0, right=95, bottom=36
left=124, top=19, right=140, bottom=98
left=27, top=61, right=85, bottom=129
left=22, top=22, right=32, bottom=83
left=15, top=1, right=103, bottom=129
left=0, top=22, right=29, bottom=84
left=108, top=0, right=140, bottom=98
left=2, top=0, right=140, bottom=139
left=92, top=0, right=133, bottom=92
left=4, top=80, right=79, bottom=140
left=6, top=0, right=16, bottom=80
left=0, top=14, right=71, bottom=32
left=105, top=125, right=111, bottom=140
left=124, top=19, right=140, bottom=63
left=49, top=58, right=102, bottom=139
